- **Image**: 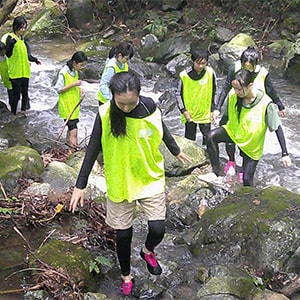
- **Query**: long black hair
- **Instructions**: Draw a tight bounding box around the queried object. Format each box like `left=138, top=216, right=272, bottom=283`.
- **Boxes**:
left=233, top=69, right=256, bottom=121
left=66, top=51, right=88, bottom=71
left=108, top=42, right=134, bottom=59
left=109, top=71, right=141, bottom=137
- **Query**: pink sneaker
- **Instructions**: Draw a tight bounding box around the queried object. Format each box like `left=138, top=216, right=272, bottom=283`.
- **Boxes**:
left=140, top=249, right=162, bottom=275
left=238, top=172, right=243, bottom=183
left=224, top=161, right=236, bottom=175
left=121, top=278, right=134, bottom=296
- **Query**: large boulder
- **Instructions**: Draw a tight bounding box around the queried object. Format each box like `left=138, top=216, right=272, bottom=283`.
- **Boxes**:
left=0, top=146, right=44, bottom=195
left=190, top=186, right=300, bottom=276
left=218, top=33, right=257, bottom=73
left=66, top=0, right=93, bottom=29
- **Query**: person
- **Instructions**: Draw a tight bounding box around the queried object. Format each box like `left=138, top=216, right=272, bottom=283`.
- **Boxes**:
left=69, top=71, right=192, bottom=296
left=207, top=69, right=291, bottom=187
left=97, top=41, right=134, bottom=105
left=1, top=16, right=41, bottom=115
left=0, top=41, right=14, bottom=108
left=176, top=49, right=217, bottom=145
left=213, top=46, right=286, bottom=179
left=54, top=51, right=88, bottom=148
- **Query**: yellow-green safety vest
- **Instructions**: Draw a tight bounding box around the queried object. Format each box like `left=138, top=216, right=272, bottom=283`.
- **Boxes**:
left=99, top=101, right=165, bottom=202
left=180, top=66, right=214, bottom=124
left=58, top=69, right=80, bottom=120
left=0, top=57, right=12, bottom=89
left=97, top=59, right=129, bottom=104
left=1, top=33, right=30, bottom=79
left=223, top=89, right=271, bottom=160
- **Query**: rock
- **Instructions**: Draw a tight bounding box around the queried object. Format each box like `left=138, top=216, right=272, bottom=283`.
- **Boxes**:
left=160, top=135, right=208, bottom=176
left=218, top=33, right=257, bottom=72
left=66, top=0, right=93, bottom=29
left=34, top=239, right=97, bottom=291
left=40, top=161, right=77, bottom=193
left=0, top=146, right=44, bottom=195
left=190, top=186, right=300, bottom=275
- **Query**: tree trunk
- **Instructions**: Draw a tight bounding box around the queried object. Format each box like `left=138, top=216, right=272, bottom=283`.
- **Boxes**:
left=0, top=0, right=19, bottom=26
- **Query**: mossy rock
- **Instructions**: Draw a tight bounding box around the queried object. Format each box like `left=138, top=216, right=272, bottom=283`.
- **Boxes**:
left=0, top=146, right=44, bottom=195
left=190, top=186, right=300, bottom=272
left=34, top=239, right=97, bottom=292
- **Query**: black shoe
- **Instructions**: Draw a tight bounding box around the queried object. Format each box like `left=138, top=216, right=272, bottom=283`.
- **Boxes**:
left=140, top=249, right=162, bottom=275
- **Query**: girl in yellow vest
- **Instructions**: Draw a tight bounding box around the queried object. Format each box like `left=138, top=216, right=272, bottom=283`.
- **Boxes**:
left=69, top=71, right=192, bottom=296
left=213, top=46, right=286, bottom=179
left=0, top=41, right=14, bottom=108
left=207, top=69, right=291, bottom=186
left=97, top=42, right=134, bottom=105
left=54, top=51, right=88, bottom=148
left=176, top=49, right=216, bottom=145
left=2, top=16, right=41, bottom=115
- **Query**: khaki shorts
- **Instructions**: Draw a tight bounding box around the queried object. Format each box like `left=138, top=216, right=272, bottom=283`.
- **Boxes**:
left=106, top=193, right=166, bottom=230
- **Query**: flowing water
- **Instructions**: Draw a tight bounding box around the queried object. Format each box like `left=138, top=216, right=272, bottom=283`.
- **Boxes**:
left=13, top=41, right=299, bottom=193
left=0, top=41, right=299, bottom=298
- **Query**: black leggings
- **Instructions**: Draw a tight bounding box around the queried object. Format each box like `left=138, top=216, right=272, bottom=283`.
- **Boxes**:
left=185, top=122, right=211, bottom=145
left=10, top=77, right=29, bottom=114
left=116, top=220, right=165, bottom=276
left=207, top=127, right=258, bottom=186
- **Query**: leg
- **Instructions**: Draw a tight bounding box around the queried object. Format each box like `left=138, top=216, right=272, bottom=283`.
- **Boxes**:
left=225, top=143, right=236, bottom=162
left=20, top=78, right=29, bottom=111
left=10, top=78, right=22, bottom=115
left=105, top=199, right=136, bottom=295
left=206, top=127, right=233, bottom=176
left=240, top=150, right=259, bottom=186
left=139, top=193, right=166, bottom=275
left=67, top=128, right=78, bottom=148
left=185, top=122, right=197, bottom=141
left=7, top=89, right=14, bottom=108
left=199, top=123, right=211, bottom=146
left=66, top=119, right=79, bottom=148
left=145, top=220, right=165, bottom=252
left=116, top=227, right=133, bottom=277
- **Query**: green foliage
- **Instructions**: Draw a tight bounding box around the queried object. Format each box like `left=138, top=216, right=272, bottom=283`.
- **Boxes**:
left=143, top=18, right=168, bottom=41
left=89, top=255, right=112, bottom=274
left=252, top=276, right=265, bottom=289
left=0, top=207, right=13, bottom=214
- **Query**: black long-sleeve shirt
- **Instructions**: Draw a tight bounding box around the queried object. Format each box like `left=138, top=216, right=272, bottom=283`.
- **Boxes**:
left=75, top=96, right=180, bottom=189
left=5, top=34, right=39, bottom=63
left=176, top=66, right=217, bottom=113
left=215, top=64, right=285, bottom=111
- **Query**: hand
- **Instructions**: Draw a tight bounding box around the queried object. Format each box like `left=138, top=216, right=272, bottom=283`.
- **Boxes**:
left=282, top=155, right=291, bottom=168
left=212, top=110, right=220, bottom=122
left=69, top=187, right=85, bottom=213
left=176, top=151, right=193, bottom=164
left=183, top=111, right=192, bottom=122
left=36, top=59, right=41, bottom=65
left=80, top=88, right=86, bottom=99
left=279, top=109, right=286, bottom=118
left=73, top=80, right=82, bottom=87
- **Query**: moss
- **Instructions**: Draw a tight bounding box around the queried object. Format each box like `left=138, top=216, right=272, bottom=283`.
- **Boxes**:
left=35, top=240, right=97, bottom=291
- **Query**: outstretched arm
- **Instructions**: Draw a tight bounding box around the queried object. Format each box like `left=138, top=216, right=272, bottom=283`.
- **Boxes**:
left=275, top=125, right=291, bottom=168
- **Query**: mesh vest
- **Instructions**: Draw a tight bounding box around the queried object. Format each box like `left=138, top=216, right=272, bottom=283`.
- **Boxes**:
left=223, top=90, right=271, bottom=160
left=2, top=33, right=30, bottom=79
left=58, top=68, right=80, bottom=120
left=180, top=66, right=214, bottom=124
left=0, top=57, right=12, bottom=89
left=97, top=58, right=129, bottom=104
left=99, top=102, right=165, bottom=202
